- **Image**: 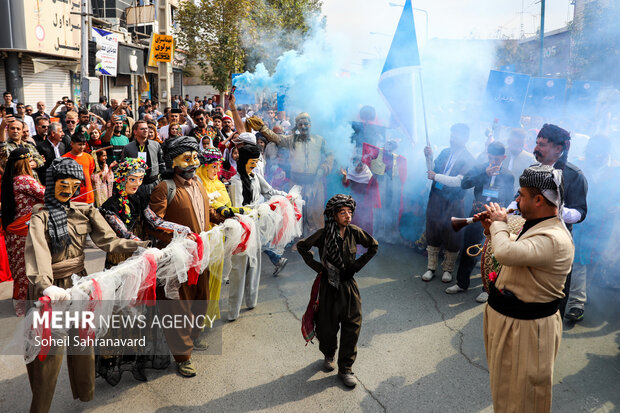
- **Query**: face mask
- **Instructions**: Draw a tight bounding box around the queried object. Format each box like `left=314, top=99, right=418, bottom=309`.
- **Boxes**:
left=125, top=174, right=144, bottom=195
left=55, top=178, right=81, bottom=203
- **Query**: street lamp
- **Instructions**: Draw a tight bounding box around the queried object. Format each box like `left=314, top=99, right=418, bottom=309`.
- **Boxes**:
left=388, top=2, right=429, bottom=42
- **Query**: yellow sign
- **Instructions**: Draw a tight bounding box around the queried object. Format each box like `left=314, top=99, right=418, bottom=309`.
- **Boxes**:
left=148, top=34, right=174, bottom=65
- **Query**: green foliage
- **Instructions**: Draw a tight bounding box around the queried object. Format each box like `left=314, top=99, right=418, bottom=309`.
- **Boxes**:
left=175, top=0, right=322, bottom=92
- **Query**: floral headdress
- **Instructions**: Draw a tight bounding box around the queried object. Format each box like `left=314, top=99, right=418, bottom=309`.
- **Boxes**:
left=113, top=158, right=147, bottom=223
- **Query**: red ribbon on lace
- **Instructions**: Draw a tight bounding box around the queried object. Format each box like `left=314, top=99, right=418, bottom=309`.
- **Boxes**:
left=286, top=195, right=302, bottom=221
left=37, top=296, right=52, bottom=361
left=79, top=279, right=102, bottom=341
left=137, top=254, right=158, bottom=305
left=233, top=220, right=251, bottom=254
left=270, top=200, right=290, bottom=246
left=188, top=234, right=203, bottom=285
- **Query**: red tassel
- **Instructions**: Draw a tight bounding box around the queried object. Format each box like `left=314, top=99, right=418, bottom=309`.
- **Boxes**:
left=187, top=234, right=203, bottom=285
left=137, top=254, right=158, bottom=305
left=79, top=279, right=102, bottom=341
left=37, top=296, right=52, bottom=361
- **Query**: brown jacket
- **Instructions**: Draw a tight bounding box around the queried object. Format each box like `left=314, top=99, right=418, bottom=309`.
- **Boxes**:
left=25, top=202, right=148, bottom=297
left=149, top=174, right=210, bottom=246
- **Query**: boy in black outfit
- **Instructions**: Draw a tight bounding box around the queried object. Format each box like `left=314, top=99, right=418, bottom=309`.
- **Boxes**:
left=297, top=194, right=379, bottom=387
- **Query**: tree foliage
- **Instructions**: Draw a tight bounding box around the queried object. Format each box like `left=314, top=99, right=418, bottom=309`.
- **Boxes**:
left=175, top=0, right=322, bottom=92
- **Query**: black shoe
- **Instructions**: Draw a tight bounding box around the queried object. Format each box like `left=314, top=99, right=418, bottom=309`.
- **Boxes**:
left=565, top=307, right=584, bottom=322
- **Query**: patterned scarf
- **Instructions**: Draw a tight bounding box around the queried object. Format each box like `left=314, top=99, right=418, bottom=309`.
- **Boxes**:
left=321, top=194, right=356, bottom=288
left=45, top=158, right=84, bottom=254
left=112, top=158, right=147, bottom=224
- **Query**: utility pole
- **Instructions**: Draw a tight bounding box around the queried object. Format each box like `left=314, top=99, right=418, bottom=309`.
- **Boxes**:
left=158, top=0, right=171, bottom=108
left=539, top=0, right=546, bottom=76
left=81, top=0, right=90, bottom=107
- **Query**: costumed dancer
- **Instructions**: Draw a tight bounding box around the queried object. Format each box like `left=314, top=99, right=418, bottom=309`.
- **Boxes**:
left=248, top=112, right=334, bottom=235
left=148, top=136, right=210, bottom=378
left=421, top=123, right=474, bottom=283
left=196, top=146, right=251, bottom=320
left=479, top=165, right=574, bottom=413
left=96, top=158, right=194, bottom=385
left=1, top=148, right=45, bottom=316
left=227, top=144, right=287, bottom=321
left=297, top=194, right=378, bottom=388
left=24, top=158, right=149, bottom=413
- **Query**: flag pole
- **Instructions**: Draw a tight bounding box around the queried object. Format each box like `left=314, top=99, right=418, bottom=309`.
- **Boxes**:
left=417, top=68, right=432, bottom=171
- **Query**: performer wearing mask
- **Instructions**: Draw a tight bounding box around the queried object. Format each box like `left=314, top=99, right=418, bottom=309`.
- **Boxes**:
left=234, top=96, right=333, bottom=235
left=227, top=144, right=287, bottom=321
left=97, top=158, right=192, bottom=385
left=149, top=136, right=210, bottom=378
left=479, top=165, right=574, bottom=413
left=196, top=147, right=251, bottom=229
left=297, top=194, right=378, bottom=388
left=24, top=158, right=148, bottom=412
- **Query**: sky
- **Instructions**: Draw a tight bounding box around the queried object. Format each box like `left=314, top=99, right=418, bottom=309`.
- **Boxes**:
left=322, top=0, right=574, bottom=68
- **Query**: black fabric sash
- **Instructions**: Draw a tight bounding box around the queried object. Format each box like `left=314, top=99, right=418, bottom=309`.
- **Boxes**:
left=488, top=283, right=560, bottom=320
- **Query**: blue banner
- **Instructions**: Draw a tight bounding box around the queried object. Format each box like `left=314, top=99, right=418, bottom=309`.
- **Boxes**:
left=378, top=0, right=420, bottom=143
left=483, top=70, right=530, bottom=127
left=523, top=77, right=567, bottom=119
left=231, top=74, right=256, bottom=105
left=566, top=81, right=601, bottom=118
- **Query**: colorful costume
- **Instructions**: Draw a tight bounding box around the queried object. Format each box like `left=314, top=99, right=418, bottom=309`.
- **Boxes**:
left=1, top=148, right=45, bottom=316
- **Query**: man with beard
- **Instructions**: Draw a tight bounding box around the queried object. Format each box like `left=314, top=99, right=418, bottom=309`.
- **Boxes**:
left=32, top=117, right=50, bottom=146
left=243, top=110, right=333, bottom=235
left=148, top=136, right=210, bottom=377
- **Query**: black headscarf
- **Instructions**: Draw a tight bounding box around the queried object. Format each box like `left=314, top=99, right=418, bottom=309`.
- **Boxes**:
left=237, top=144, right=261, bottom=206
left=1, top=147, right=32, bottom=230
left=44, top=158, right=84, bottom=253
left=162, top=136, right=199, bottom=179
left=321, top=194, right=356, bottom=288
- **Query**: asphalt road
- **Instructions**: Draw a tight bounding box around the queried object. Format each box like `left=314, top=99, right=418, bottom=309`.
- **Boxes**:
left=0, top=244, right=618, bottom=412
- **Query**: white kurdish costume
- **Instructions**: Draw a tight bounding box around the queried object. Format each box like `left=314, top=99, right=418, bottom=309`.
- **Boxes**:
left=227, top=144, right=287, bottom=320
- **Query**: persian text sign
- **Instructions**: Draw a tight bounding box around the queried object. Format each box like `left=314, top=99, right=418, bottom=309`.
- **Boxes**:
left=92, top=28, right=119, bottom=76
left=24, top=0, right=81, bottom=58
left=150, top=34, right=174, bottom=63
left=483, top=70, right=530, bottom=127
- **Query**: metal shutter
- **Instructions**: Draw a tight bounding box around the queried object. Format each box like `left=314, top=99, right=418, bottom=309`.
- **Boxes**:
left=21, top=58, right=72, bottom=110
left=0, top=65, right=6, bottom=95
